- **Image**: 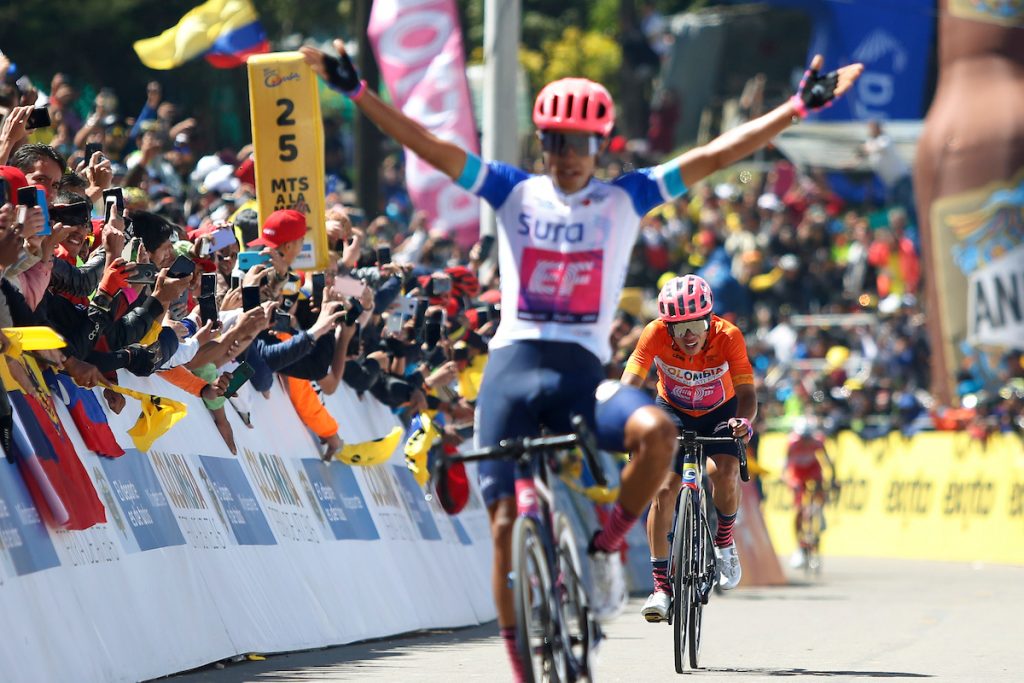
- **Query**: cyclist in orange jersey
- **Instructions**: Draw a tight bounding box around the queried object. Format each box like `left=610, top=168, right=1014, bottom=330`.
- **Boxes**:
left=621, top=274, right=757, bottom=621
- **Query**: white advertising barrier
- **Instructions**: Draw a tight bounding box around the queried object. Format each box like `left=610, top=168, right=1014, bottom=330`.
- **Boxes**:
left=0, top=372, right=494, bottom=683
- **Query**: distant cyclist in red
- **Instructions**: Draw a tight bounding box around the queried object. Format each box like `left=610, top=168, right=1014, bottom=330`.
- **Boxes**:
left=786, top=417, right=836, bottom=568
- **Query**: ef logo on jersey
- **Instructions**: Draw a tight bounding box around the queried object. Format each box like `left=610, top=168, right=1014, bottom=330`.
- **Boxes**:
left=518, top=247, right=603, bottom=323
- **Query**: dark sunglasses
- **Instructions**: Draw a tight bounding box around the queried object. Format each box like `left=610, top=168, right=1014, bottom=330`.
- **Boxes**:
left=668, top=317, right=710, bottom=338
left=539, top=131, right=601, bottom=156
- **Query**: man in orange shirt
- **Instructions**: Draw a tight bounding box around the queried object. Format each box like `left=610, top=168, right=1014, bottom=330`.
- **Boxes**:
left=622, top=274, right=757, bottom=621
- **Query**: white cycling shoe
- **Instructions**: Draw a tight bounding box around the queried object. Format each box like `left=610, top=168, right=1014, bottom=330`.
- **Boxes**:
left=587, top=539, right=627, bottom=621
left=790, top=548, right=807, bottom=569
left=641, top=590, right=671, bottom=622
left=715, top=542, right=742, bottom=590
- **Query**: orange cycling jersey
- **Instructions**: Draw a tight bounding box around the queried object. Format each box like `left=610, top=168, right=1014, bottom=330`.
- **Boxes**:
left=625, top=315, right=754, bottom=416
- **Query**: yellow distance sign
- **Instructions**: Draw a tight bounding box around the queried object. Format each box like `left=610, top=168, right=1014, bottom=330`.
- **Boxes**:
left=246, top=52, right=328, bottom=271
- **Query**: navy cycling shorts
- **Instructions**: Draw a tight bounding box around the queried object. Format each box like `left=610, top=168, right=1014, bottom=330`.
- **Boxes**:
left=655, top=395, right=740, bottom=473
left=475, top=340, right=653, bottom=507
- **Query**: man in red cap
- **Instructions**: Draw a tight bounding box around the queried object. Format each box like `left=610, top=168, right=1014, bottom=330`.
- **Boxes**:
left=247, top=208, right=307, bottom=289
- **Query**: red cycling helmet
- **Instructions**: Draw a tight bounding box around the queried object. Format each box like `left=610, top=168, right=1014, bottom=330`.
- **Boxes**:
left=658, top=274, right=714, bottom=322
left=533, top=78, right=615, bottom=137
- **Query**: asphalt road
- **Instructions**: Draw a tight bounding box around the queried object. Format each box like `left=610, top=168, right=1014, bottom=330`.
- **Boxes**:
left=167, top=557, right=1023, bottom=682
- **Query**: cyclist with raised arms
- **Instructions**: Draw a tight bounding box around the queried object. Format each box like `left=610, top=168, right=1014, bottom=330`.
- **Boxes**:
left=622, top=274, right=757, bottom=622
left=301, top=40, right=862, bottom=681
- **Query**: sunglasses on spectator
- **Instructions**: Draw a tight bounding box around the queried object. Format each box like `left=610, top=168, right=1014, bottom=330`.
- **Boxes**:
left=669, top=318, right=710, bottom=337
left=539, top=131, right=601, bottom=156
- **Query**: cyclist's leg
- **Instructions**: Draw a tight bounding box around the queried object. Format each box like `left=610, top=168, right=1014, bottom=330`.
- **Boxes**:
left=475, top=343, right=545, bottom=681
left=647, top=398, right=686, bottom=593
left=540, top=359, right=676, bottom=619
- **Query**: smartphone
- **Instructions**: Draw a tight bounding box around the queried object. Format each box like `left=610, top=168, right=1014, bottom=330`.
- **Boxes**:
left=208, top=226, right=237, bottom=254
left=345, top=296, right=364, bottom=326
left=271, top=309, right=291, bottom=332
left=200, top=272, right=217, bottom=297
left=452, top=343, right=469, bottom=363
left=384, top=313, right=403, bottom=335
left=241, top=285, right=261, bottom=312
left=84, top=142, right=104, bottom=160
left=125, top=263, right=157, bottom=285
left=479, top=234, right=496, bottom=261
left=17, top=186, right=50, bottom=235
left=49, top=200, right=90, bottom=226
left=166, top=254, right=196, bottom=279
left=122, top=237, right=142, bottom=263
left=0, top=178, right=7, bottom=207
left=424, top=322, right=442, bottom=349
left=198, top=294, right=219, bottom=326
left=230, top=274, right=241, bottom=291
left=332, top=275, right=366, bottom=299
left=375, top=245, right=391, bottom=265
left=102, top=187, right=125, bottom=214
left=413, top=297, right=429, bottom=330
left=237, top=250, right=270, bottom=271
left=26, top=106, right=51, bottom=130
left=223, top=362, right=255, bottom=398
left=394, top=295, right=418, bottom=318
left=311, top=272, right=326, bottom=308
left=430, top=277, right=452, bottom=296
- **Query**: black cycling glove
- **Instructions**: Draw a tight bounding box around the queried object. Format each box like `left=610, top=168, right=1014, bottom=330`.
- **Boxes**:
left=323, top=51, right=364, bottom=98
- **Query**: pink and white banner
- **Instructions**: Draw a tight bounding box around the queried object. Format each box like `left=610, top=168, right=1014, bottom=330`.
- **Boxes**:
left=368, top=0, right=480, bottom=247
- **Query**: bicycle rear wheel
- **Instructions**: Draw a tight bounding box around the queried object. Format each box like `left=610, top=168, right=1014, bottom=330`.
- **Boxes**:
left=671, top=493, right=694, bottom=674
left=688, top=495, right=716, bottom=669
left=554, top=513, right=594, bottom=680
left=513, top=516, right=561, bottom=683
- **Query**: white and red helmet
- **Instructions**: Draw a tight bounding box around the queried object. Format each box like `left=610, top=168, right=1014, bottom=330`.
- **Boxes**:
left=532, top=78, right=615, bottom=137
left=658, top=275, right=714, bottom=322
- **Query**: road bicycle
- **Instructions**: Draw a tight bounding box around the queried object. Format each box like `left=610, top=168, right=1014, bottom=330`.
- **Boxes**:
left=794, top=478, right=837, bottom=575
left=435, top=415, right=606, bottom=683
left=669, top=430, right=748, bottom=673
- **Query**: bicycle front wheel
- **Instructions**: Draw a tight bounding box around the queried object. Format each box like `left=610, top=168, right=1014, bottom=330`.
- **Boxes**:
left=513, top=516, right=561, bottom=683
left=688, top=497, right=715, bottom=669
left=554, top=513, right=594, bottom=679
left=671, top=492, right=695, bottom=674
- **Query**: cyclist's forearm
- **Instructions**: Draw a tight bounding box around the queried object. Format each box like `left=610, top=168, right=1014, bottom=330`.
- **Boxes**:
left=620, top=369, right=646, bottom=387
left=735, top=384, right=758, bottom=422
left=355, top=89, right=467, bottom=180
left=678, top=101, right=796, bottom=188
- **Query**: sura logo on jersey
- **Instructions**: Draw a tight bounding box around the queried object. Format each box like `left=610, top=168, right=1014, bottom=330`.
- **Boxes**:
left=518, top=247, right=602, bottom=323
left=518, top=212, right=585, bottom=243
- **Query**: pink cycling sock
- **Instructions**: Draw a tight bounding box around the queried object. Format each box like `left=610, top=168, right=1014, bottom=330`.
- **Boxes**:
left=651, top=557, right=671, bottom=594
left=592, top=503, right=639, bottom=553
left=714, top=510, right=737, bottom=547
left=501, top=626, right=526, bottom=683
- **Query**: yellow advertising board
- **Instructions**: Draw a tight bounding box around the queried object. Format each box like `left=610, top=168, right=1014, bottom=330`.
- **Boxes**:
left=758, top=431, right=1024, bottom=565
left=246, top=52, right=328, bottom=271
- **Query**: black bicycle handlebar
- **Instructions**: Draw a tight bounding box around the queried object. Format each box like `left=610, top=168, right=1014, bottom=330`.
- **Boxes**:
left=441, top=415, right=608, bottom=487
left=677, top=431, right=750, bottom=483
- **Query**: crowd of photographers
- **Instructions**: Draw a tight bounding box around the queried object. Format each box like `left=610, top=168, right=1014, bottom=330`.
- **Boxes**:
left=0, top=71, right=495, bottom=461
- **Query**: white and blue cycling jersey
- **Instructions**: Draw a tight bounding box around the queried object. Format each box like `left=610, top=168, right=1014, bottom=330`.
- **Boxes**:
left=456, top=152, right=687, bottom=363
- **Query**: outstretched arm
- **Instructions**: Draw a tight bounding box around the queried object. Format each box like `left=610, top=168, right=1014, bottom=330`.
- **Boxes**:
left=300, top=40, right=468, bottom=181
left=673, top=55, right=863, bottom=188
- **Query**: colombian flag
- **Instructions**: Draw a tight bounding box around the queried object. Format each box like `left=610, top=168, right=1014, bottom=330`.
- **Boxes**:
left=133, top=0, right=269, bottom=70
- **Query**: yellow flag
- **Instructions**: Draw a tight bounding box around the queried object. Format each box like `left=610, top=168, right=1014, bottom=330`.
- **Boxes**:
left=133, top=0, right=260, bottom=70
